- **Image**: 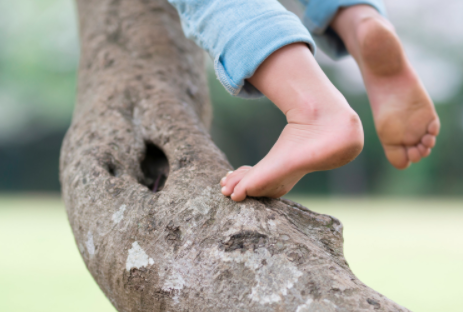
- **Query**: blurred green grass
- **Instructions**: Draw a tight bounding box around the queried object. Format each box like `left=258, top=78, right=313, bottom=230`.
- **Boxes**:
left=1, top=196, right=462, bottom=312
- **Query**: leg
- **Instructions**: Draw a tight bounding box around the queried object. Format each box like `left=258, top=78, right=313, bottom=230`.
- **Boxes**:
left=169, top=0, right=364, bottom=201
left=331, top=5, right=440, bottom=168
left=221, top=43, right=364, bottom=201
left=168, top=0, right=316, bottom=98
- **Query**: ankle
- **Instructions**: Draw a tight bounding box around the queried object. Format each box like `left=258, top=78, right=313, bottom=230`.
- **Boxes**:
left=283, top=111, right=364, bottom=171
left=284, top=93, right=364, bottom=156
left=284, top=91, right=354, bottom=125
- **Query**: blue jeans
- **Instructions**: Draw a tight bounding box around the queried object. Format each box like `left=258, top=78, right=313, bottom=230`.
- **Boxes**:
left=167, top=0, right=387, bottom=98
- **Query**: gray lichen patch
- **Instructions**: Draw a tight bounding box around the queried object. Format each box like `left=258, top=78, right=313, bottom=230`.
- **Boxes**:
left=186, top=186, right=214, bottom=215
left=295, top=298, right=313, bottom=312
left=126, top=241, right=154, bottom=271
left=296, top=298, right=339, bottom=312
left=112, top=204, right=126, bottom=224
left=86, top=231, right=95, bottom=256
left=162, top=269, right=186, bottom=292
left=217, top=247, right=303, bottom=305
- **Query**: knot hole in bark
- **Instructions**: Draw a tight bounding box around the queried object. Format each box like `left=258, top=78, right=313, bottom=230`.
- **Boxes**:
left=107, top=163, right=118, bottom=177
left=140, top=142, right=169, bottom=192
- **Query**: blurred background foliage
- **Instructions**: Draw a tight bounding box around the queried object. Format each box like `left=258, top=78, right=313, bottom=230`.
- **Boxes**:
left=0, top=0, right=462, bottom=196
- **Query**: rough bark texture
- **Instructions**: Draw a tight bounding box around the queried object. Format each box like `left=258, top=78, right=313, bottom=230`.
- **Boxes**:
left=60, top=0, right=410, bottom=311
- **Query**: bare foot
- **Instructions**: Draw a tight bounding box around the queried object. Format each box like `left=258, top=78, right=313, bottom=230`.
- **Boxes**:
left=332, top=6, right=440, bottom=169
left=221, top=44, right=364, bottom=201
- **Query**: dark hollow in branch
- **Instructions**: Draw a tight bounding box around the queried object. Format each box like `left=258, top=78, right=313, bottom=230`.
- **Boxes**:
left=140, top=142, right=169, bottom=192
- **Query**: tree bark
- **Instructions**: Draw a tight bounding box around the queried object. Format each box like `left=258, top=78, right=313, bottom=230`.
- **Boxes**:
left=60, top=0, right=410, bottom=311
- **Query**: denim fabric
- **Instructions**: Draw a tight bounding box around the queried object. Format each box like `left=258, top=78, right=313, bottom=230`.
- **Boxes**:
left=300, top=0, right=387, bottom=59
left=167, top=0, right=386, bottom=97
left=168, top=0, right=315, bottom=98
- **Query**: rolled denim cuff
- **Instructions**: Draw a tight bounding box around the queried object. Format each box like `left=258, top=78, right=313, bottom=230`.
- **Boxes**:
left=301, top=0, right=387, bottom=59
left=215, top=14, right=315, bottom=98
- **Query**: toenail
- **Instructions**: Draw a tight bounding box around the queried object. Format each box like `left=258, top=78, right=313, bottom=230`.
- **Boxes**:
left=220, top=177, right=226, bottom=184
left=226, top=171, right=233, bottom=176
left=221, top=186, right=226, bottom=193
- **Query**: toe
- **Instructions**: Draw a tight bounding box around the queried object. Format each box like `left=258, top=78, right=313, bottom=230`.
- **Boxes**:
left=407, top=146, right=421, bottom=163
left=220, top=171, right=233, bottom=186
left=220, top=167, right=251, bottom=187
left=417, top=143, right=426, bottom=154
left=421, top=134, right=436, bottom=148
left=231, top=183, right=247, bottom=202
left=384, top=145, right=410, bottom=169
left=427, top=119, right=441, bottom=136
left=417, top=143, right=431, bottom=158
left=221, top=168, right=250, bottom=197
left=236, top=166, right=252, bottom=171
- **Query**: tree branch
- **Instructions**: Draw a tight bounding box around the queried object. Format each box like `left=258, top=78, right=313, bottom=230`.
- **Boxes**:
left=60, top=0, right=409, bottom=311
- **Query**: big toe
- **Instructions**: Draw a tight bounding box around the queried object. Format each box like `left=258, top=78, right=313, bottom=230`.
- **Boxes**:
left=384, top=145, right=410, bottom=169
left=230, top=182, right=248, bottom=202
left=221, top=166, right=251, bottom=197
left=427, top=118, right=441, bottom=136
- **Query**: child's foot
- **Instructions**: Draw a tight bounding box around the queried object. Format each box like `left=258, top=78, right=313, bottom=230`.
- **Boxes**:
left=332, top=6, right=440, bottom=169
left=220, top=44, right=364, bottom=201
